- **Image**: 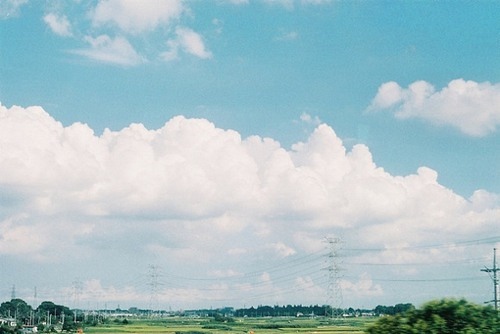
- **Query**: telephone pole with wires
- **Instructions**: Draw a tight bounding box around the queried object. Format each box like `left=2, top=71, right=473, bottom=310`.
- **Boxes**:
left=481, top=248, right=498, bottom=311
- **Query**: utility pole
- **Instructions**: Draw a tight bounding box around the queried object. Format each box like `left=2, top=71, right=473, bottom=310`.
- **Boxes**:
left=34, top=286, right=37, bottom=309
left=481, top=248, right=498, bottom=311
left=33, top=286, right=38, bottom=325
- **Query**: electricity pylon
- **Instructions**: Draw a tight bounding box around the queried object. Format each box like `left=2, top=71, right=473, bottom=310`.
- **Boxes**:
left=148, top=265, right=161, bottom=316
left=324, top=237, right=343, bottom=318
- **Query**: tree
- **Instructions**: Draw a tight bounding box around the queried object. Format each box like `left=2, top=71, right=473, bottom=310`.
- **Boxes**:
left=37, top=301, right=73, bottom=317
left=0, top=325, right=16, bottom=334
left=0, top=299, right=32, bottom=323
left=367, top=298, right=500, bottom=334
left=36, top=300, right=74, bottom=326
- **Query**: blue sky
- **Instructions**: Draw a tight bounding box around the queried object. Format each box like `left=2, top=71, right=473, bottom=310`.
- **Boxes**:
left=1, top=0, right=500, bottom=311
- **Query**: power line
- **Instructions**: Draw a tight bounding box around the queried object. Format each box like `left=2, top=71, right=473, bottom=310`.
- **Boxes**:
left=358, top=276, right=487, bottom=283
left=344, top=256, right=489, bottom=267
left=344, top=236, right=500, bottom=252
left=10, top=235, right=497, bottom=310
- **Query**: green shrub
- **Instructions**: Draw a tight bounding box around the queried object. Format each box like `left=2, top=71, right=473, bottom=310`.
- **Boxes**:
left=254, top=323, right=302, bottom=329
left=202, top=324, right=232, bottom=330
left=367, top=298, right=500, bottom=334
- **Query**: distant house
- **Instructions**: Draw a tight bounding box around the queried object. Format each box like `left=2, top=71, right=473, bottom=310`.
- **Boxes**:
left=0, top=317, right=17, bottom=327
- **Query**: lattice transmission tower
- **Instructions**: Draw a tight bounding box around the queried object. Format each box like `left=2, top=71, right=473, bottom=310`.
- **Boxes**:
left=148, top=265, right=162, bottom=316
left=324, top=237, right=343, bottom=318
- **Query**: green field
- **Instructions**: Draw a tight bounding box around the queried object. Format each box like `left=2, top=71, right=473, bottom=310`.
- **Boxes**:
left=82, top=317, right=374, bottom=334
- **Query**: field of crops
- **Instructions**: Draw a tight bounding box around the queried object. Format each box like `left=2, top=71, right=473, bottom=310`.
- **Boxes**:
left=82, top=316, right=374, bottom=334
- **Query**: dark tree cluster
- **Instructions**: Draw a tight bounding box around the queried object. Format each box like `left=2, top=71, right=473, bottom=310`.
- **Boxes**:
left=233, top=304, right=385, bottom=317
left=235, top=304, right=327, bottom=317
left=373, top=303, right=414, bottom=316
left=0, top=299, right=32, bottom=323
left=0, top=298, right=83, bottom=332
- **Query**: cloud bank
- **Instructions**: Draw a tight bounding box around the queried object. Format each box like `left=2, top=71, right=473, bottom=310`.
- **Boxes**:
left=1, top=103, right=499, bottom=308
left=368, top=79, right=500, bottom=136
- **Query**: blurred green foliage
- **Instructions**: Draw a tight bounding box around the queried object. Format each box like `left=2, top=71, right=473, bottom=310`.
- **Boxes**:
left=367, top=298, right=499, bottom=334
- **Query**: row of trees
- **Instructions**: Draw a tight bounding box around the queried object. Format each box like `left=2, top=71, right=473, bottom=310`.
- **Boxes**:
left=0, top=298, right=85, bottom=332
left=233, top=303, right=414, bottom=317
left=1, top=298, right=73, bottom=321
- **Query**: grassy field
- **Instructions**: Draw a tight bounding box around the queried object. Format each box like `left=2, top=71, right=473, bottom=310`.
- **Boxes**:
left=82, top=316, right=374, bottom=334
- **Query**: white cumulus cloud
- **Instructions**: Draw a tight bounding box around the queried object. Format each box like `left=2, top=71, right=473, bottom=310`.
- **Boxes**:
left=43, top=13, right=72, bottom=37
left=1, top=103, right=499, bottom=307
left=90, top=0, right=184, bottom=35
left=34, top=1, right=211, bottom=65
left=368, top=79, right=500, bottom=136
left=161, top=27, right=212, bottom=61
left=72, top=34, right=144, bottom=66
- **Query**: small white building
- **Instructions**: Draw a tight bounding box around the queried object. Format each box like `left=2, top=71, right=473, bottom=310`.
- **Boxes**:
left=0, top=317, right=17, bottom=327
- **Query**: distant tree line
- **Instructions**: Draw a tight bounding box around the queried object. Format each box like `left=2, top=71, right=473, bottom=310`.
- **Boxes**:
left=234, top=304, right=327, bottom=317
left=233, top=303, right=414, bottom=317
